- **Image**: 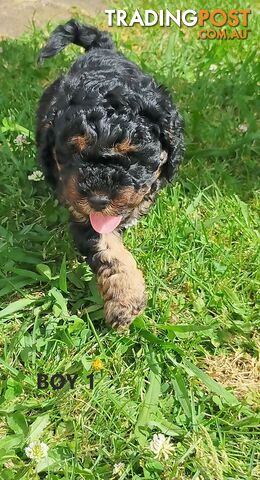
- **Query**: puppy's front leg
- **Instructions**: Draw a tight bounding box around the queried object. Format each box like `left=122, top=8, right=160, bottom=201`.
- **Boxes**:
left=70, top=221, right=147, bottom=330
left=96, top=232, right=147, bottom=329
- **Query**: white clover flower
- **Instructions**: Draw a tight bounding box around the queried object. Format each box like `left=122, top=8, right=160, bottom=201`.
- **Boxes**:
left=209, top=64, right=218, bottom=72
left=14, top=134, right=29, bottom=146
left=4, top=460, right=15, bottom=469
left=112, top=462, right=125, bottom=475
left=25, top=441, right=49, bottom=461
left=149, top=433, right=175, bottom=461
left=237, top=123, right=248, bottom=133
left=28, top=170, right=44, bottom=181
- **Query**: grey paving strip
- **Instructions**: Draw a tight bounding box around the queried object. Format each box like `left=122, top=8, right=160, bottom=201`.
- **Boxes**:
left=0, top=0, right=106, bottom=38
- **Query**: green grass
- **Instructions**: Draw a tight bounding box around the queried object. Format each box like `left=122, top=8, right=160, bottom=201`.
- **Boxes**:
left=0, top=1, right=259, bottom=478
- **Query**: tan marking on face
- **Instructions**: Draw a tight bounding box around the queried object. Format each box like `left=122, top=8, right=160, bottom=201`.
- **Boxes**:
left=70, top=134, right=89, bottom=152
left=114, top=139, right=137, bottom=154
left=111, top=186, right=150, bottom=210
left=65, top=175, right=79, bottom=203
left=65, top=175, right=90, bottom=220
left=96, top=233, right=147, bottom=329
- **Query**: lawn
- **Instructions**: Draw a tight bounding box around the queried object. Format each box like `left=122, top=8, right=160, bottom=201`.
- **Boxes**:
left=0, top=1, right=259, bottom=479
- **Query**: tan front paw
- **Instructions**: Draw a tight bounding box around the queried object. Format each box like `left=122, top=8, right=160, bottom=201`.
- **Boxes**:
left=102, top=269, right=147, bottom=330
left=96, top=233, right=147, bottom=330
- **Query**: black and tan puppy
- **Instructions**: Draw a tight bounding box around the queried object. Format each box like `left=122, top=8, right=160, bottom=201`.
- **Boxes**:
left=36, top=20, right=184, bottom=330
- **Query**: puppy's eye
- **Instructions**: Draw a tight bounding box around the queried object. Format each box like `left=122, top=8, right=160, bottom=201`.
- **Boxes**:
left=99, top=152, right=131, bottom=169
left=113, top=155, right=131, bottom=169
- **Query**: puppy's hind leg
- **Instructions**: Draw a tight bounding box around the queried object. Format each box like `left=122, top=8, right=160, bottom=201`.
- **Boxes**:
left=70, top=221, right=147, bottom=330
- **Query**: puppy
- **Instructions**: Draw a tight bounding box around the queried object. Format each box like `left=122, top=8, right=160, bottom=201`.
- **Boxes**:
left=36, top=20, right=184, bottom=330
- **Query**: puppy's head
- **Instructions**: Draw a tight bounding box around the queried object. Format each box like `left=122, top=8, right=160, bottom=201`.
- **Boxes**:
left=39, top=90, right=184, bottom=233
left=49, top=120, right=163, bottom=232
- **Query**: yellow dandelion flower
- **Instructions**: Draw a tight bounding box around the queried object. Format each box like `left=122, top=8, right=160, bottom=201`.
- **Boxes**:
left=91, top=359, right=104, bottom=371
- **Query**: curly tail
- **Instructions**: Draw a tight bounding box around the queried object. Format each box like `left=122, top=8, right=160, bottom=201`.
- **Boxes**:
left=38, top=19, right=114, bottom=64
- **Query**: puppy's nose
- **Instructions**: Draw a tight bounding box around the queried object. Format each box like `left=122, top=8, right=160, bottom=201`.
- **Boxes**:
left=89, top=194, right=110, bottom=211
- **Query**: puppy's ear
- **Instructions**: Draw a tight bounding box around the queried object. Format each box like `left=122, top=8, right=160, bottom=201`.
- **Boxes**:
left=158, top=108, right=184, bottom=185
left=36, top=79, right=62, bottom=188
left=37, top=124, right=59, bottom=188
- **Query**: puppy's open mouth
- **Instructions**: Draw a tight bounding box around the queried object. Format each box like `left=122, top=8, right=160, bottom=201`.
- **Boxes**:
left=89, top=211, right=122, bottom=234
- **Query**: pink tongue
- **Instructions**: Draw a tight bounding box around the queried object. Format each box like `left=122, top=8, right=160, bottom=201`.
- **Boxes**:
left=89, top=212, right=122, bottom=234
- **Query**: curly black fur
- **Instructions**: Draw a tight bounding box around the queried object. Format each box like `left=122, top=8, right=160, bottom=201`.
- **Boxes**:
left=36, top=20, right=184, bottom=329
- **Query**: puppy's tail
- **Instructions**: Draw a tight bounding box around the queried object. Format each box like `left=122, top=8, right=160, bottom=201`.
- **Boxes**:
left=38, top=19, right=114, bottom=64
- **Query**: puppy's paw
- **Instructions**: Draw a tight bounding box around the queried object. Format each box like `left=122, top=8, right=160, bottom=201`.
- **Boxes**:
left=96, top=233, right=147, bottom=330
left=102, top=269, right=147, bottom=330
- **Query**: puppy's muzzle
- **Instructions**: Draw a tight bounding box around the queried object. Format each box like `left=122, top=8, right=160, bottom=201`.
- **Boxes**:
left=88, top=194, right=110, bottom=211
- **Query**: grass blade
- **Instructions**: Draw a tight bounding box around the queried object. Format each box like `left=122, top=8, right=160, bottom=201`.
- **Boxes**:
left=0, top=298, right=36, bottom=320
left=59, top=254, right=67, bottom=293
left=172, top=370, right=192, bottom=419
left=27, top=414, right=50, bottom=443
left=135, top=354, right=161, bottom=446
